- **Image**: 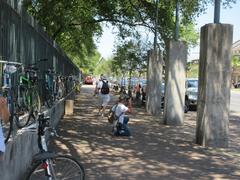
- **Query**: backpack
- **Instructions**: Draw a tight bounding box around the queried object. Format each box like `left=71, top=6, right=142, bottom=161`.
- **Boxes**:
left=101, top=80, right=109, bottom=94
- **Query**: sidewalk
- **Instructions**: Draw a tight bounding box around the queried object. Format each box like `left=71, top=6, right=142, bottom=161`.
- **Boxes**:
left=50, top=85, right=240, bottom=180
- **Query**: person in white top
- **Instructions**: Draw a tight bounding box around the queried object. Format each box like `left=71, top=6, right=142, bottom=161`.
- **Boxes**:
left=0, top=96, right=10, bottom=160
left=112, top=95, right=132, bottom=136
left=97, top=75, right=111, bottom=116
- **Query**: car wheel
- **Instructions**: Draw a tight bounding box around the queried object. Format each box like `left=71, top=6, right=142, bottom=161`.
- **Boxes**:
left=184, top=98, right=190, bottom=113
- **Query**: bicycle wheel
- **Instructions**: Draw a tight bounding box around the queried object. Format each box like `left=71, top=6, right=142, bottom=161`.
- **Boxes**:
left=16, top=87, right=41, bottom=128
left=15, top=85, right=31, bottom=128
left=2, top=88, right=15, bottom=143
left=26, top=155, right=85, bottom=180
left=1, top=114, right=13, bottom=144
left=16, top=85, right=28, bottom=112
left=31, top=88, right=41, bottom=115
left=44, top=88, right=53, bottom=108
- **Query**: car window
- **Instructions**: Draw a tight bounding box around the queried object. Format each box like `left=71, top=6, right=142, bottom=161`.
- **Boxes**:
left=187, top=80, right=198, bottom=88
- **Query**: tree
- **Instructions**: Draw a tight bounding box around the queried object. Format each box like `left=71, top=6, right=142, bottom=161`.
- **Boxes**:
left=22, top=0, right=236, bottom=73
left=93, top=58, right=113, bottom=77
left=232, top=55, right=240, bottom=67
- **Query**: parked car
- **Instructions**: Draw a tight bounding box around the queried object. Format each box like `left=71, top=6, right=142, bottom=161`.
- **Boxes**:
left=234, top=82, right=240, bottom=88
left=185, top=78, right=198, bottom=111
left=84, top=75, right=93, bottom=85
left=141, top=79, right=198, bottom=113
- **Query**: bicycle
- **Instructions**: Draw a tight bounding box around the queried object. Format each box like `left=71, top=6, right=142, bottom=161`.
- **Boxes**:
left=42, top=68, right=56, bottom=108
left=55, top=74, right=66, bottom=99
left=15, top=63, right=41, bottom=128
left=24, top=113, right=85, bottom=180
left=0, top=60, right=22, bottom=143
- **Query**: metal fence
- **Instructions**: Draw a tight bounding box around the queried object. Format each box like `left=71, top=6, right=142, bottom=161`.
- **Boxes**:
left=0, top=0, right=80, bottom=76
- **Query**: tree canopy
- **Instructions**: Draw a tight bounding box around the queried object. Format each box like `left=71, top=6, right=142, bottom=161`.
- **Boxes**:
left=22, top=0, right=236, bottom=73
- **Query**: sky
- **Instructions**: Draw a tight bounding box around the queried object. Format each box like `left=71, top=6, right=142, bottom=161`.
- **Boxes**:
left=97, top=2, right=240, bottom=61
left=96, top=25, right=116, bottom=59
left=189, top=1, right=240, bottom=60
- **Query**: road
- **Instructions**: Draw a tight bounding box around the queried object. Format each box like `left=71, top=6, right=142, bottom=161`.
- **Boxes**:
left=230, top=91, right=240, bottom=114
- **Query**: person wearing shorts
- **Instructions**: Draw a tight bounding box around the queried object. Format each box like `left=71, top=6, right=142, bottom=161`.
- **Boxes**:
left=97, top=75, right=111, bottom=116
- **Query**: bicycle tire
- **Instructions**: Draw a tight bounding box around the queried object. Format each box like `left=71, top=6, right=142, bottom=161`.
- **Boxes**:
left=15, top=85, right=28, bottom=128
left=2, top=114, right=13, bottom=144
left=31, top=88, right=41, bottom=115
left=15, top=108, right=35, bottom=128
left=15, top=87, right=40, bottom=128
left=25, top=88, right=41, bottom=126
left=3, top=87, right=15, bottom=143
left=26, top=155, right=85, bottom=180
left=45, top=88, right=53, bottom=108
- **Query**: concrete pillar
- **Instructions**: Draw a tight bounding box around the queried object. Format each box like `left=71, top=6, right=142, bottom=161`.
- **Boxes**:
left=65, top=100, right=74, bottom=115
left=146, top=49, right=163, bottom=116
left=164, top=40, right=187, bottom=125
left=196, top=24, right=233, bottom=147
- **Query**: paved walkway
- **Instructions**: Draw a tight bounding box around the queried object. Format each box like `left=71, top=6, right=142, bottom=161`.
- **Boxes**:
left=50, top=85, right=240, bottom=180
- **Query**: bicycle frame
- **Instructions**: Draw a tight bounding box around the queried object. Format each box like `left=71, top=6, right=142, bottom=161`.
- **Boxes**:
left=24, top=113, right=85, bottom=180
left=19, top=75, right=31, bottom=86
left=18, top=65, right=41, bottom=111
left=19, top=74, right=35, bottom=107
left=35, top=114, right=57, bottom=179
left=41, top=69, right=56, bottom=107
left=45, top=69, right=56, bottom=95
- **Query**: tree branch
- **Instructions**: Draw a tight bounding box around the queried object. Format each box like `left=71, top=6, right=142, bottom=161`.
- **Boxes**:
left=52, top=25, right=63, bottom=40
left=69, top=17, right=155, bottom=33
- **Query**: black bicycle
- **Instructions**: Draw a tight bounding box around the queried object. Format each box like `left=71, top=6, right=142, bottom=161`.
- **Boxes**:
left=24, top=113, right=85, bottom=180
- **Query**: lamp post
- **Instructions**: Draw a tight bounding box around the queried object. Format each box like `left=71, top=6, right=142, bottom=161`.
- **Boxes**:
left=214, top=0, right=221, bottom=23
left=154, top=0, right=159, bottom=50
left=175, top=0, right=180, bottom=40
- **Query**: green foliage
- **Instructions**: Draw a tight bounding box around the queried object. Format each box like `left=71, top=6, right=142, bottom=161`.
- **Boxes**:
left=93, top=59, right=113, bottom=77
left=23, top=0, right=101, bottom=71
left=232, top=56, right=240, bottom=67
left=112, top=39, right=147, bottom=77
left=180, top=23, right=199, bottom=48
left=187, top=62, right=199, bottom=78
left=22, top=0, right=236, bottom=74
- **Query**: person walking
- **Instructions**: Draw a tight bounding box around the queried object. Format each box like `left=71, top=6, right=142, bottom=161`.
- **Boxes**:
left=94, top=74, right=103, bottom=96
left=97, top=75, right=111, bottom=116
left=134, top=82, right=141, bottom=106
left=0, top=96, right=10, bottom=161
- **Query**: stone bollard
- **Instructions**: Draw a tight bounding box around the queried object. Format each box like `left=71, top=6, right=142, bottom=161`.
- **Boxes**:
left=65, top=100, right=74, bottom=115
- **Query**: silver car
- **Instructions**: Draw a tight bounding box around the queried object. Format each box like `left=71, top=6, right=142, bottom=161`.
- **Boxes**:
left=185, top=78, right=198, bottom=110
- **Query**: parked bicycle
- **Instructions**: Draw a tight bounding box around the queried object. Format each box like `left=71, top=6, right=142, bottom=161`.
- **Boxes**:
left=24, top=113, right=85, bottom=179
left=41, top=67, right=57, bottom=108
left=15, top=63, right=41, bottom=128
left=0, top=60, right=22, bottom=143
left=55, top=74, right=66, bottom=99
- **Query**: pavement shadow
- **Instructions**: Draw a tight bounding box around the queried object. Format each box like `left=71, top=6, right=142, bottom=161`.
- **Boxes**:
left=50, top=85, right=240, bottom=180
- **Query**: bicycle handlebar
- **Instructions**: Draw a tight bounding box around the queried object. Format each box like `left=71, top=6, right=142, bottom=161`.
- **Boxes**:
left=0, top=60, right=22, bottom=66
left=38, top=58, right=48, bottom=62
